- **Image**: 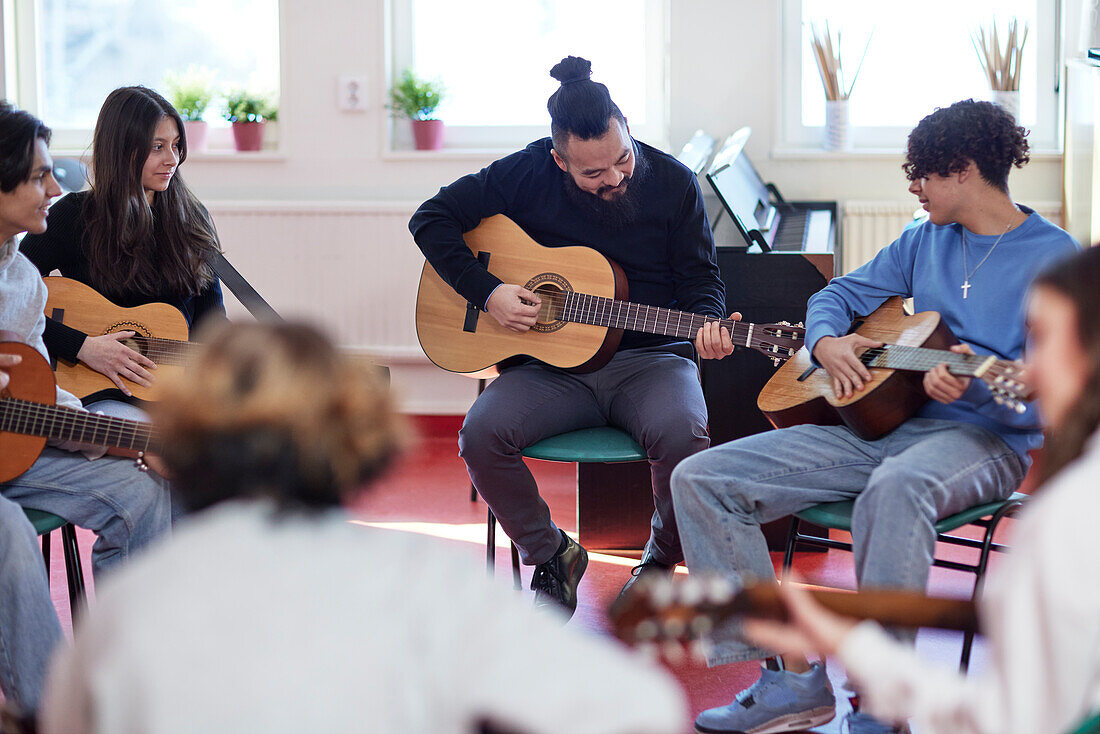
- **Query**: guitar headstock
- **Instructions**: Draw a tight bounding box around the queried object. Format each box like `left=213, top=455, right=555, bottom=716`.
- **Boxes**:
left=981, top=359, right=1031, bottom=414
left=749, top=321, right=806, bottom=366
left=609, top=575, right=737, bottom=662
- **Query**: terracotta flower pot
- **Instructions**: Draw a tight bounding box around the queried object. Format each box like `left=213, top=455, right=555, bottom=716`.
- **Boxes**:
left=183, top=120, right=208, bottom=153
left=231, top=121, right=266, bottom=152
left=411, top=119, right=444, bottom=150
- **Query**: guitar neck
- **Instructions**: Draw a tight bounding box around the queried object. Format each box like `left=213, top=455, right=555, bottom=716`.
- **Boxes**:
left=557, top=291, right=749, bottom=344
left=0, top=397, right=156, bottom=452
left=130, top=335, right=196, bottom=366
left=861, top=344, right=1005, bottom=378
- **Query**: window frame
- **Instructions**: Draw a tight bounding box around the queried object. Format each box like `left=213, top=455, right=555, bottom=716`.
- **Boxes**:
left=385, top=0, right=671, bottom=153
left=778, top=0, right=1062, bottom=153
left=2, top=0, right=287, bottom=154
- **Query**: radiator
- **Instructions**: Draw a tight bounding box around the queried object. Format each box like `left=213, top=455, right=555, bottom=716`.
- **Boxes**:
left=206, top=201, right=425, bottom=360
left=841, top=201, right=1063, bottom=274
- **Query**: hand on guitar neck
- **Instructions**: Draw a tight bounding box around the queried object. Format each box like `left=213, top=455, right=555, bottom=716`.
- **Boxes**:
left=696, top=311, right=742, bottom=360
left=76, top=331, right=158, bottom=397
left=924, top=343, right=975, bottom=404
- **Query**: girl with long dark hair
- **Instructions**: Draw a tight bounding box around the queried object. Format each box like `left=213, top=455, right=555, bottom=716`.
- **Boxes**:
left=740, top=246, right=1100, bottom=734
left=21, top=85, right=225, bottom=412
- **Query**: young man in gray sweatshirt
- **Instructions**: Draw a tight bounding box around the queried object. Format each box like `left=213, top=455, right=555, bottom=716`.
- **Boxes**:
left=0, top=102, right=171, bottom=717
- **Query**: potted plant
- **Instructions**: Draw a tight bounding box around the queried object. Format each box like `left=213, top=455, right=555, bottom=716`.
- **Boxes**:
left=223, top=90, right=277, bottom=152
left=163, top=66, right=216, bottom=153
left=389, top=69, right=446, bottom=150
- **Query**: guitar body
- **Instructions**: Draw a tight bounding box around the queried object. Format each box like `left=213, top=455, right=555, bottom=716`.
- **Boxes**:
left=757, top=297, right=957, bottom=440
left=0, top=342, right=54, bottom=483
left=415, top=215, right=627, bottom=375
left=44, top=277, right=189, bottom=400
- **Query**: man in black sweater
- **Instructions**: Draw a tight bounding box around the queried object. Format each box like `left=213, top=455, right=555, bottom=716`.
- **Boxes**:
left=409, top=56, right=734, bottom=617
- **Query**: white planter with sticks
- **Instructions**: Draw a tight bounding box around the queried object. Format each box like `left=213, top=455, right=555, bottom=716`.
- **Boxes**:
left=809, top=22, right=872, bottom=152
left=973, top=18, right=1028, bottom=121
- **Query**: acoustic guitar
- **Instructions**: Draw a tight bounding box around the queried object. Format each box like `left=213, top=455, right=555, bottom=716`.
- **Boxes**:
left=757, top=297, right=1029, bottom=440
left=0, top=342, right=156, bottom=483
left=44, top=277, right=196, bottom=400
left=415, top=215, right=806, bottom=375
left=609, top=574, right=977, bottom=652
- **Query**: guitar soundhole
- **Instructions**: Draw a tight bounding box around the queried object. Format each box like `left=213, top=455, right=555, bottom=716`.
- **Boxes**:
left=525, top=273, right=571, bottom=334
left=106, top=321, right=152, bottom=355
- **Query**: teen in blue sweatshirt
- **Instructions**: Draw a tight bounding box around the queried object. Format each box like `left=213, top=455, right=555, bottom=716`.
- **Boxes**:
left=672, top=100, right=1079, bottom=734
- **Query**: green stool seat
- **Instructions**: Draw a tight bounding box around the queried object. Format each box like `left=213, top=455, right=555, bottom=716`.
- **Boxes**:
left=1068, top=712, right=1100, bottom=734
left=23, top=508, right=69, bottom=535
left=795, top=492, right=1029, bottom=533
left=522, top=427, right=647, bottom=463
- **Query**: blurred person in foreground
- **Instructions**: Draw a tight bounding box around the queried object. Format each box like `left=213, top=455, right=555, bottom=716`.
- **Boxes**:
left=39, top=321, right=685, bottom=734
left=740, top=245, right=1100, bottom=734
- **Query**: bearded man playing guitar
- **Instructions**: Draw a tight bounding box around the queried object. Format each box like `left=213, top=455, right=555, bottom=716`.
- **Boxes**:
left=671, top=99, right=1079, bottom=734
left=410, top=56, right=736, bottom=617
left=0, top=102, right=170, bottom=717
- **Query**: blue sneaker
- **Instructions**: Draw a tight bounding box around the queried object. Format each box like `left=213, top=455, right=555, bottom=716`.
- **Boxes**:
left=695, top=662, right=835, bottom=733
left=843, top=711, right=908, bottom=733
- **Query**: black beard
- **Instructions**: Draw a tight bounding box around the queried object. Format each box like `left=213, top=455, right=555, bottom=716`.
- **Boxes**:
left=561, top=144, right=649, bottom=229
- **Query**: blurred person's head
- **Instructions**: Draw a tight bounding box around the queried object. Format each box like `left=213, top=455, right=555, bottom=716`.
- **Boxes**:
left=1027, top=246, right=1100, bottom=481
left=154, top=322, right=404, bottom=513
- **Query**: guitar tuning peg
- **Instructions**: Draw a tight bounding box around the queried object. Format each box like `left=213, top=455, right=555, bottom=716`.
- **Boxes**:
left=796, top=322, right=804, bottom=328
left=690, top=615, right=715, bottom=637
left=679, top=577, right=705, bottom=606
left=772, top=358, right=781, bottom=367
left=661, top=617, right=687, bottom=640
left=779, top=320, right=791, bottom=326
left=661, top=641, right=687, bottom=665
left=1015, top=402, right=1026, bottom=414
left=690, top=638, right=714, bottom=664
left=636, top=642, right=660, bottom=661
left=706, top=577, right=735, bottom=603
left=634, top=619, right=660, bottom=642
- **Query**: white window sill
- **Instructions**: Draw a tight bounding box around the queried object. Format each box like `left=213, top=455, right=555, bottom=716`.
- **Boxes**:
left=381, top=148, right=512, bottom=162
left=770, top=146, right=1064, bottom=162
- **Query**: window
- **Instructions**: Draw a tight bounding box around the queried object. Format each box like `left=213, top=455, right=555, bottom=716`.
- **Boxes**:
left=5, top=0, right=280, bottom=151
left=780, top=0, right=1059, bottom=151
left=388, top=0, right=668, bottom=151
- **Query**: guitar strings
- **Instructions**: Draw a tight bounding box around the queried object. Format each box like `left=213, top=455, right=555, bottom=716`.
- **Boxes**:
left=0, top=397, right=156, bottom=450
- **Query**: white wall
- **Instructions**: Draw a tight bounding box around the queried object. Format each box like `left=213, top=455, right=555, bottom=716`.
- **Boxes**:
left=32, top=0, right=1070, bottom=413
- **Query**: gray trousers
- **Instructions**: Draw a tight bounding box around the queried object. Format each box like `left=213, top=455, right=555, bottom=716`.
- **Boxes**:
left=460, top=343, right=708, bottom=566
left=672, top=418, right=1026, bottom=666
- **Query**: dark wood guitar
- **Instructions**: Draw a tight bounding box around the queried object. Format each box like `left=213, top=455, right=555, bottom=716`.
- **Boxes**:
left=415, top=215, right=806, bottom=376
left=609, top=574, right=978, bottom=651
left=44, top=276, right=196, bottom=401
left=0, top=342, right=156, bottom=483
left=757, top=297, right=1029, bottom=440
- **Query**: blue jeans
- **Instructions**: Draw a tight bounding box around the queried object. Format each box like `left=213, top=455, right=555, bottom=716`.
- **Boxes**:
left=671, top=418, right=1026, bottom=666
left=0, top=447, right=171, bottom=710
left=460, top=343, right=708, bottom=566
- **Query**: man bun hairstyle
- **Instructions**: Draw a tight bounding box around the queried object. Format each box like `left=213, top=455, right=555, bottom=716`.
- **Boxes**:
left=903, top=99, right=1029, bottom=192
left=0, top=101, right=51, bottom=193
left=547, top=56, right=625, bottom=155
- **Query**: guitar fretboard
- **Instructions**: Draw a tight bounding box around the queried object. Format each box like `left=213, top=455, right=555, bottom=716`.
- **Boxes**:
left=860, top=344, right=1004, bottom=376
left=548, top=291, right=752, bottom=345
left=129, top=335, right=196, bottom=365
left=0, top=397, right=156, bottom=451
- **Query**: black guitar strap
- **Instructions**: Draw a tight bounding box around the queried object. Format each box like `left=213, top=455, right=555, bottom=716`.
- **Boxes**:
left=211, top=251, right=283, bottom=323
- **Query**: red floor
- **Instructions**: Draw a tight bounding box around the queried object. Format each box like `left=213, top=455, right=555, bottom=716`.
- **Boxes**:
left=46, top=418, right=1018, bottom=733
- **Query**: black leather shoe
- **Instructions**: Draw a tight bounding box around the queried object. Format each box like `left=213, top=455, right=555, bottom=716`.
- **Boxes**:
left=616, top=550, right=675, bottom=602
left=530, top=532, right=588, bottom=619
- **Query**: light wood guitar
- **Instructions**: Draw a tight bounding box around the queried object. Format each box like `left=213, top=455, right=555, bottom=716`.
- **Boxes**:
left=0, top=342, right=156, bottom=483
left=757, top=297, right=1029, bottom=440
left=416, top=215, right=806, bottom=375
left=44, top=277, right=196, bottom=400
left=609, top=574, right=978, bottom=651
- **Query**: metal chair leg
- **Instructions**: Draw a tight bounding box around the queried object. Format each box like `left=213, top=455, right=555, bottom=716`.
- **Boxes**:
left=959, top=498, right=1022, bottom=671
left=510, top=543, right=522, bottom=590
left=61, top=523, right=86, bottom=613
left=41, top=530, right=51, bottom=577
left=782, top=516, right=801, bottom=573
left=486, top=507, right=497, bottom=574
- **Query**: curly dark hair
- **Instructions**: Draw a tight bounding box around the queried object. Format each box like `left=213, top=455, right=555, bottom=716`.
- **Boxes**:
left=902, top=99, right=1029, bottom=192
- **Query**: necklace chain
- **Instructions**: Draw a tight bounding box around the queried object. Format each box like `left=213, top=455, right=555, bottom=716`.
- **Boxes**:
left=961, top=214, right=1018, bottom=300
